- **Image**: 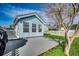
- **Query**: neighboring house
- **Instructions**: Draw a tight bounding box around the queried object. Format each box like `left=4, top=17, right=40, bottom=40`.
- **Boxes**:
left=13, top=12, right=48, bottom=38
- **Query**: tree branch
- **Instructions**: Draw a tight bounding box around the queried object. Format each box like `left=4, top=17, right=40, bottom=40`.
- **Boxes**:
left=70, top=24, right=79, bottom=42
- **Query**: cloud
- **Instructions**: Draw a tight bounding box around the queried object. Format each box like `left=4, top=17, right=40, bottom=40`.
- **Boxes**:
left=6, top=9, right=40, bottom=17
left=1, top=4, right=54, bottom=25
left=1, top=4, right=40, bottom=17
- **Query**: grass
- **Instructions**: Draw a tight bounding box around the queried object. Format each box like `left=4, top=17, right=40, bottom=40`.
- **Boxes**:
left=70, top=37, right=79, bottom=56
left=40, top=33, right=79, bottom=56
left=44, top=33, right=65, bottom=40
left=39, top=45, right=64, bottom=56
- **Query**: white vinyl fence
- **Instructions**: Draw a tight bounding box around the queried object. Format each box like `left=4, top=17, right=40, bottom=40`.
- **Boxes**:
left=47, top=30, right=79, bottom=36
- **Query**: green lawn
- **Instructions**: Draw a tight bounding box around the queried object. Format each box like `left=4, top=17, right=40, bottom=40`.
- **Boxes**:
left=40, top=33, right=79, bottom=56
left=70, top=37, right=79, bottom=56
left=44, top=33, right=65, bottom=40
left=39, top=45, right=64, bottom=56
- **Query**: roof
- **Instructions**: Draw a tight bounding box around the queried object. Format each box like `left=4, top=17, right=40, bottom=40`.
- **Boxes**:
left=13, top=12, right=47, bottom=27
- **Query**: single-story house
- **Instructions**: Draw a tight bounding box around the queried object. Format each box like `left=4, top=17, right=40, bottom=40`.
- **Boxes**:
left=13, top=12, right=48, bottom=38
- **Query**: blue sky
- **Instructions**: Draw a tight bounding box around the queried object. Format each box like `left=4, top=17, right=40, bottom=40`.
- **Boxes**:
left=0, top=3, right=79, bottom=27
left=0, top=3, right=45, bottom=27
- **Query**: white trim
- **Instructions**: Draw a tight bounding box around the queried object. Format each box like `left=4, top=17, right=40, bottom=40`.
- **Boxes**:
left=13, top=12, right=47, bottom=26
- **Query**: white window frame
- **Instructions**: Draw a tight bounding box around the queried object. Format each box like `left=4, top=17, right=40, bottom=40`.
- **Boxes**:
left=23, top=22, right=29, bottom=32
left=38, top=24, right=42, bottom=32
left=32, top=23, right=36, bottom=32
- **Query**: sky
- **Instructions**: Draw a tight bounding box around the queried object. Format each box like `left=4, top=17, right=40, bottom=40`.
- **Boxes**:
left=0, top=3, right=79, bottom=28
left=0, top=3, right=46, bottom=27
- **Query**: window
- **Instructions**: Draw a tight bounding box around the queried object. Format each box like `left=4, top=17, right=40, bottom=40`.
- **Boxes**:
left=23, top=22, right=29, bottom=32
left=32, top=23, right=36, bottom=32
left=38, top=24, right=42, bottom=32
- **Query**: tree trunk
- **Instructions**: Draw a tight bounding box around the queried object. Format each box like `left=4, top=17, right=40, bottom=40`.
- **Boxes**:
left=64, top=31, right=75, bottom=56
left=64, top=40, right=72, bottom=56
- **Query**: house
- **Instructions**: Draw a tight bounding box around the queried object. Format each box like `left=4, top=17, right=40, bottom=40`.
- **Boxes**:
left=13, top=12, right=48, bottom=38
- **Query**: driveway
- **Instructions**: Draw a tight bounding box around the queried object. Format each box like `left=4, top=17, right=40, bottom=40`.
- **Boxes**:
left=18, top=37, right=59, bottom=56
left=4, top=39, right=27, bottom=55
left=5, top=30, right=59, bottom=56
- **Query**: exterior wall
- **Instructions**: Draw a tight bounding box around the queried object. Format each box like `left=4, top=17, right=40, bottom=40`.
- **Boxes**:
left=15, top=22, right=23, bottom=38
left=15, top=16, right=48, bottom=38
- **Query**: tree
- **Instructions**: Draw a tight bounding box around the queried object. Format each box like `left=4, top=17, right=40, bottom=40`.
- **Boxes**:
left=45, top=3, right=79, bottom=56
left=8, top=25, right=14, bottom=30
left=71, top=24, right=79, bottom=30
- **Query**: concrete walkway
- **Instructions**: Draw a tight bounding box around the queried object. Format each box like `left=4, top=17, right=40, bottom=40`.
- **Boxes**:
left=18, top=37, right=59, bottom=56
